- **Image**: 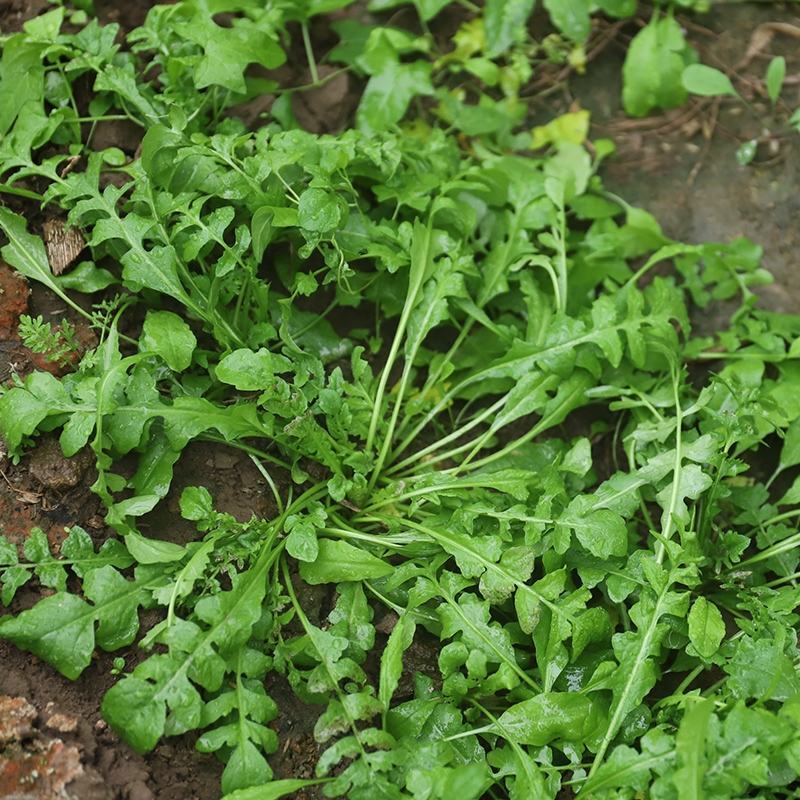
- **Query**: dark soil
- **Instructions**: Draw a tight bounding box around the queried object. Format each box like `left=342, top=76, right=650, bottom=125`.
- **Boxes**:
left=1, top=1, right=799, bottom=799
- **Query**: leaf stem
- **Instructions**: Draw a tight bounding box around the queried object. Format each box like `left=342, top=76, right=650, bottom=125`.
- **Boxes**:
left=367, top=221, right=434, bottom=484
left=0, top=182, right=43, bottom=201
left=387, top=395, right=506, bottom=475
left=301, top=22, right=319, bottom=85
left=737, top=529, right=800, bottom=569
left=248, top=454, right=285, bottom=515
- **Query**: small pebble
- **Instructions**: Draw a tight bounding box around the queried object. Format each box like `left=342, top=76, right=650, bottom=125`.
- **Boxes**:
left=45, top=713, right=79, bottom=733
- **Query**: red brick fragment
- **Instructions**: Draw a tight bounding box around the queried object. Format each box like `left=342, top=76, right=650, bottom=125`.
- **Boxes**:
left=0, top=696, right=37, bottom=744
left=0, top=263, right=30, bottom=338
left=0, top=738, right=84, bottom=799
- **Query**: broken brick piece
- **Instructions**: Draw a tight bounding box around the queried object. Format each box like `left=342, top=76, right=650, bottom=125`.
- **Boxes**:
left=0, top=739, right=84, bottom=799
left=0, top=696, right=37, bottom=744
left=0, top=263, right=30, bottom=338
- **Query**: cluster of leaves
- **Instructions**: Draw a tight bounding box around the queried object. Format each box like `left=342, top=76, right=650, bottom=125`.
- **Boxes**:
left=0, top=0, right=719, bottom=168
left=680, top=57, right=800, bottom=166
left=1, top=3, right=799, bottom=800
left=623, top=11, right=800, bottom=167
left=335, top=0, right=713, bottom=144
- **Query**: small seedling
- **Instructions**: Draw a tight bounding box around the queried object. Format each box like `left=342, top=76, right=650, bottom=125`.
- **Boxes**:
left=18, top=314, right=79, bottom=367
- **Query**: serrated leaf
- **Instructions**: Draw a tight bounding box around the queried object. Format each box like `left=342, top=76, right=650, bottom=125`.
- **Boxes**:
left=103, top=556, right=271, bottom=752
left=567, top=509, right=628, bottom=559
left=0, top=206, right=61, bottom=296
left=0, top=372, right=69, bottom=453
left=623, top=17, right=695, bottom=116
left=673, top=698, right=713, bottom=800
left=173, top=14, right=285, bottom=94
left=216, top=348, right=289, bottom=391
left=357, top=59, right=433, bottom=135
left=779, top=417, right=800, bottom=471
left=494, top=692, right=602, bottom=745
left=124, top=532, right=186, bottom=565
left=297, top=188, right=341, bottom=233
left=0, top=566, right=149, bottom=679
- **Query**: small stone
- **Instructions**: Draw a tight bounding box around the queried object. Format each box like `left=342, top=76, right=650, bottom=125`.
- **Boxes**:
left=28, top=440, right=87, bottom=491
left=0, top=739, right=83, bottom=798
left=44, top=713, right=78, bottom=734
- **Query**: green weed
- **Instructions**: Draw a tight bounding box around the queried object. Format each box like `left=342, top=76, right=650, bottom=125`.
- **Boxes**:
left=0, top=3, right=798, bottom=800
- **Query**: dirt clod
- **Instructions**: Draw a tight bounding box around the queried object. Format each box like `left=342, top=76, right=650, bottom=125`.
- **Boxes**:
left=292, top=66, right=356, bottom=133
left=0, top=0, right=48, bottom=31
left=0, top=490, right=46, bottom=547
left=0, top=670, right=222, bottom=800
left=44, top=714, right=79, bottom=735
left=0, top=738, right=87, bottom=800
left=90, top=119, right=142, bottom=155
left=124, top=780, right=154, bottom=800
left=28, top=440, right=89, bottom=492
left=0, top=696, right=37, bottom=744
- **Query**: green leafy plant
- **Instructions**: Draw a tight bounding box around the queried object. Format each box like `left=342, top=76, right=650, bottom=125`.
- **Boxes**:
left=682, top=57, right=800, bottom=167
left=0, top=4, right=799, bottom=800
left=622, top=11, right=698, bottom=116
